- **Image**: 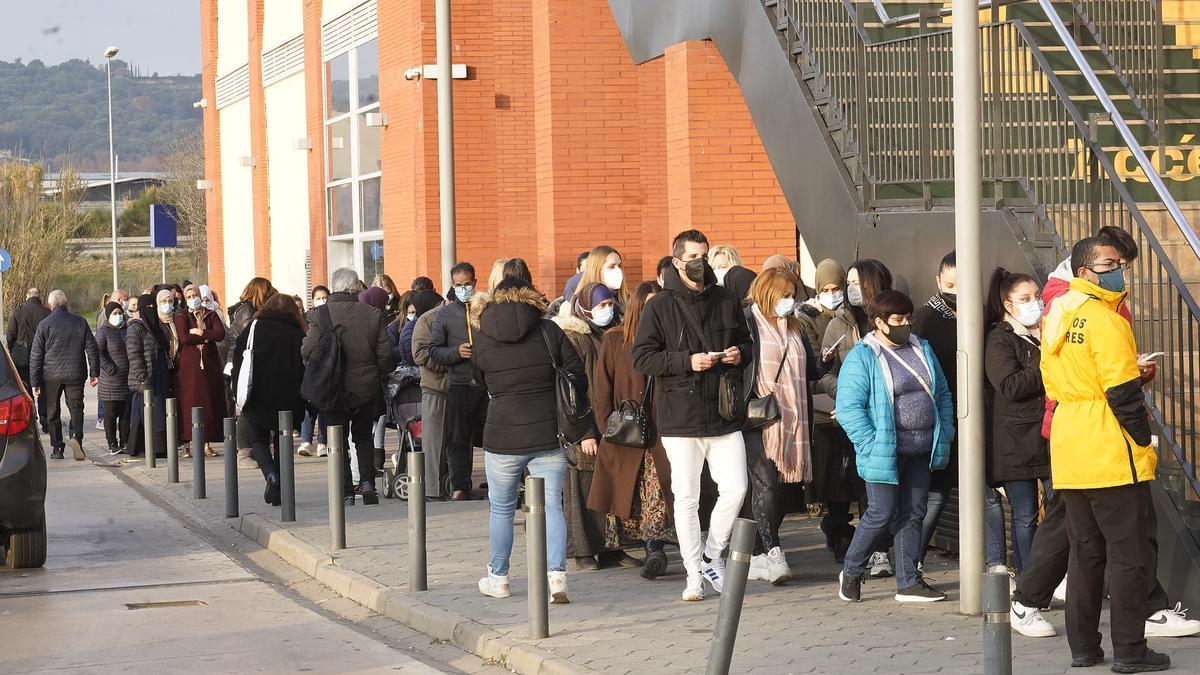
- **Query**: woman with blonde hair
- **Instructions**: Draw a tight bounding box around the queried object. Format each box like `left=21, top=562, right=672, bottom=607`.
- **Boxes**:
left=372, top=274, right=401, bottom=320
left=708, top=245, right=743, bottom=286
left=578, top=246, right=627, bottom=306
left=741, top=267, right=822, bottom=584
left=487, top=258, right=510, bottom=291
left=226, top=276, right=277, bottom=470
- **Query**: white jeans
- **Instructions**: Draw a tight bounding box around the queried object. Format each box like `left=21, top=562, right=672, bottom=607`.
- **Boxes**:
left=662, top=432, right=748, bottom=577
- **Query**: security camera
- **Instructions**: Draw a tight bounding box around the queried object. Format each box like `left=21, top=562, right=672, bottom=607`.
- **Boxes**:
left=193, top=98, right=208, bottom=109
left=403, top=67, right=422, bottom=81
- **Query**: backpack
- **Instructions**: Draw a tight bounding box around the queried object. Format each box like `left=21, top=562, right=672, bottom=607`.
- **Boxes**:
left=301, top=304, right=348, bottom=412
left=540, top=326, right=594, bottom=445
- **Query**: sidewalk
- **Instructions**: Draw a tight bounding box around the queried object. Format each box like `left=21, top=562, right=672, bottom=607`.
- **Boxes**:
left=75, top=408, right=1200, bottom=674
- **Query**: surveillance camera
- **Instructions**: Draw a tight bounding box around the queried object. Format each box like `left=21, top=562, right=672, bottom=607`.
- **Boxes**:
left=193, top=98, right=208, bottom=109
left=403, top=67, right=422, bottom=81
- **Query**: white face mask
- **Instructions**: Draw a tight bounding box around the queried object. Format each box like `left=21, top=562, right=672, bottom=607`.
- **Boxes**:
left=313, top=298, right=327, bottom=307
left=589, top=305, right=615, bottom=328
left=818, top=291, right=844, bottom=311
left=773, top=298, right=796, bottom=318
left=108, top=313, right=124, bottom=328
left=1012, top=300, right=1044, bottom=327
left=847, top=285, right=864, bottom=307
left=406, top=312, right=416, bottom=322
left=158, top=303, right=174, bottom=315
left=714, top=268, right=729, bottom=286
left=602, top=267, right=624, bottom=291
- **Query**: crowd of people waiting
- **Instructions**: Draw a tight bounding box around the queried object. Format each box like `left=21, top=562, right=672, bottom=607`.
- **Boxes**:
left=8, top=224, right=1196, bottom=672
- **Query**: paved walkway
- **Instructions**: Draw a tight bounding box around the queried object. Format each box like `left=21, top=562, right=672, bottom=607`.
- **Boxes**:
left=72, top=407, right=1200, bottom=674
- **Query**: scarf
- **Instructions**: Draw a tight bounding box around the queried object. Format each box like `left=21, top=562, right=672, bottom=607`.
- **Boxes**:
left=751, top=305, right=812, bottom=483
left=156, top=290, right=180, bottom=360
left=926, top=293, right=956, bottom=320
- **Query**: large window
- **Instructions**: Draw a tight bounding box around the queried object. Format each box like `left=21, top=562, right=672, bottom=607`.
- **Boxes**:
left=324, top=38, right=382, bottom=277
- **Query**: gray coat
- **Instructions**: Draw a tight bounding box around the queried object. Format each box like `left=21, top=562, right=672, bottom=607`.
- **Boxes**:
left=126, top=319, right=160, bottom=393
left=411, top=305, right=448, bottom=395
left=29, top=307, right=99, bottom=387
left=95, top=323, right=130, bottom=400
left=301, top=292, right=392, bottom=412
left=428, top=294, right=476, bottom=387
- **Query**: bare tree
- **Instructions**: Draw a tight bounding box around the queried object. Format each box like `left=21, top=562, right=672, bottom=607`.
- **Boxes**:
left=0, top=163, right=85, bottom=309
left=157, top=130, right=207, bottom=279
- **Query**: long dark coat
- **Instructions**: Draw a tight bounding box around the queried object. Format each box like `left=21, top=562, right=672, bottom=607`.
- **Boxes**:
left=173, top=309, right=228, bottom=442
left=95, top=323, right=129, bottom=401
left=984, top=321, right=1050, bottom=485
left=233, top=314, right=306, bottom=432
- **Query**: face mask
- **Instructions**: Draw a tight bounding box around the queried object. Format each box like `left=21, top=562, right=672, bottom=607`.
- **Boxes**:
left=773, top=298, right=796, bottom=318
left=406, top=312, right=416, bottom=322
left=940, top=292, right=958, bottom=311
left=589, top=305, right=615, bottom=328
left=682, top=258, right=707, bottom=284
left=454, top=285, right=475, bottom=303
left=313, top=298, right=327, bottom=308
left=1095, top=268, right=1126, bottom=293
left=158, top=303, right=174, bottom=315
left=818, top=291, right=844, bottom=311
left=1012, top=300, right=1044, bottom=327
left=187, top=297, right=202, bottom=310
left=108, top=313, right=124, bottom=328
left=882, top=323, right=911, bottom=345
left=602, top=267, right=624, bottom=291
left=714, top=268, right=728, bottom=286
left=847, top=285, right=864, bottom=307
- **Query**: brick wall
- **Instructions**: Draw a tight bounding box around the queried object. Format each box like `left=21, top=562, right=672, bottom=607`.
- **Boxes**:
left=303, top=0, right=328, bottom=289
left=247, top=0, right=272, bottom=277
left=200, top=0, right=225, bottom=302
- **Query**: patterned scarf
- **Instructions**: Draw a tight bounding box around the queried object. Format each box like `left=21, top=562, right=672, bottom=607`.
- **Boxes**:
left=751, top=305, right=812, bottom=483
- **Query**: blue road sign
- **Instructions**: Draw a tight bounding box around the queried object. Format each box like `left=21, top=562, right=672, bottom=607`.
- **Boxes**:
left=0, top=249, right=11, bottom=273
left=150, top=205, right=180, bottom=248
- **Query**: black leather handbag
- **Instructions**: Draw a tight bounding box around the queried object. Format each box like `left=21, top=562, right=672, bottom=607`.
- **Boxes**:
left=744, top=335, right=789, bottom=430
left=603, top=377, right=655, bottom=449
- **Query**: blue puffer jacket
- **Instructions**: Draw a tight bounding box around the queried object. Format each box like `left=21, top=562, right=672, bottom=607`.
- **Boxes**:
left=834, top=333, right=955, bottom=484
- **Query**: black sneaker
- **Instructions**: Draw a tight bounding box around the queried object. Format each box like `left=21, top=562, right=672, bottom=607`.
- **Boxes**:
left=356, top=481, right=379, bottom=505
left=838, top=570, right=863, bottom=602
left=642, top=540, right=668, bottom=580
left=895, top=579, right=947, bottom=603
left=264, top=473, right=281, bottom=506
left=1070, top=649, right=1104, bottom=668
left=1112, top=649, right=1170, bottom=673
left=50, top=447, right=65, bottom=459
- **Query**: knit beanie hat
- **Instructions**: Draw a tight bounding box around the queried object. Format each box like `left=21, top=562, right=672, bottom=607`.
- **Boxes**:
left=814, top=258, right=847, bottom=290
left=763, top=255, right=799, bottom=275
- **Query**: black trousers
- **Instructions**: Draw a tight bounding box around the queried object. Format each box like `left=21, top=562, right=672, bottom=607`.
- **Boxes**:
left=1063, top=483, right=1155, bottom=661
left=247, top=419, right=281, bottom=482
left=740, top=429, right=785, bottom=555
left=446, top=384, right=488, bottom=493
left=324, top=407, right=377, bottom=491
left=16, top=363, right=47, bottom=429
left=1014, top=486, right=1169, bottom=615
left=44, top=379, right=85, bottom=450
left=103, top=398, right=131, bottom=449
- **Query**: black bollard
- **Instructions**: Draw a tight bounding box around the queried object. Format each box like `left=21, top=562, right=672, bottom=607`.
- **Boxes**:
left=192, top=407, right=205, bottom=499
left=982, top=571, right=1013, bottom=675
left=705, top=518, right=756, bottom=675
left=526, top=475, right=548, bottom=639
left=165, top=398, right=178, bottom=482
left=142, top=389, right=155, bottom=469
left=327, top=425, right=345, bottom=550
left=408, top=451, right=427, bottom=591
left=279, top=410, right=295, bottom=522
left=224, top=417, right=238, bottom=518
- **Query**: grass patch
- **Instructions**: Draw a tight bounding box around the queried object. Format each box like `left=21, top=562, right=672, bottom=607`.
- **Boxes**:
left=51, top=255, right=201, bottom=320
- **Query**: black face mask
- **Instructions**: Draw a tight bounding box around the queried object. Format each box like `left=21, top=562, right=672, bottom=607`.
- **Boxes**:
left=939, top=291, right=957, bottom=311
left=884, top=323, right=911, bottom=345
left=682, top=258, right=707, bottom=284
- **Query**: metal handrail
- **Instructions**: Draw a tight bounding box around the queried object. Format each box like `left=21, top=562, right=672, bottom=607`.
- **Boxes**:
left=869, top=0, right=993, bottom=27
left=1033, top=0, right=1199, bottom=259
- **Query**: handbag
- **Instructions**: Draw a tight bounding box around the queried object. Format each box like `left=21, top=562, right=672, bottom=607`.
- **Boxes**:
left=604, top=376, right=655, bottom=448
left=744, top=337, right=789, bottom=430
left=540, top=326, right=594, bottom=445
left=235, top=319, right=257, bottom=410
left=671, top=296, right=745, bottom=423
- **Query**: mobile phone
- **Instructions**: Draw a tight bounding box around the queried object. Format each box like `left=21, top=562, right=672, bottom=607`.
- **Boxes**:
left=1138, top=351, right=1165, bottom=363
left=707, top=351, right=725, bottom=358
left=823, top=334, right=846, bottom=356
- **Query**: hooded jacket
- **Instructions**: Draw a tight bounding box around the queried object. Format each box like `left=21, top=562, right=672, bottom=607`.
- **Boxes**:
left=1043, top=258, right=1132, bottom=323
left=834, top=333, right=955, bottom=485
left=1041, top=277, right=1154, bottom=489
left=816, top=304, right=867, bottom=399
left=429, top=290, right=477, bottom=387
left=95, top=310, right=130, bottom=401
left=468, top=283, right=588, bottom=455
left=552, top=303, right=604, bottom=468
left=631, top=265, right=753, bottom=438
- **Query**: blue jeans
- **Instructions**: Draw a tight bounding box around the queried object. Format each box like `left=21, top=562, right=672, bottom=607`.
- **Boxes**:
left=1002, top=479, right=1052, bottom=571
left=301, top=409, right=326, bottom=445
left=844, top=452, right=932, bottom=589
left=485, top=449, right=568, bottom=576
left=984, top=486, right=1006, bottom=567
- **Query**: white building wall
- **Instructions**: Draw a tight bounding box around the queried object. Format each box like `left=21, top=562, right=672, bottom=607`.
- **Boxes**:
left=216, top=0, right=249, bottom=76
left=322, top=0, right=366, bottom=23
left=262, top=1, right=304, bottom=52
left=219, top=98, right=256, bottom=298
left=264, top=72, right=311, bottom=296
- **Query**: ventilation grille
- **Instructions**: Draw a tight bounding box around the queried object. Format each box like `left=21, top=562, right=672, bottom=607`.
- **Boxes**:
left=262, top=35, right=305, bottom=86
left=321, top=0, right=377, bottom=61
left=215, top=64, right=250, bottom=108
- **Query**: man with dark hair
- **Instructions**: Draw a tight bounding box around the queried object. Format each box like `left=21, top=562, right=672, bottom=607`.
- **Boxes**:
left=656, top=256, right=673, bottom=287
left=430, top=261, right=488, bottom=500
left=411, top=276, right=435, bottom=292
left=633, top=229, right=752, bottom=602
left=8, top=287, right=51, bottom=430
left=560, top=251, right=591, bottom=302
left=1041, top=237, right=1170, bottom=671
left=1044, top=227, right=1136, bottom=322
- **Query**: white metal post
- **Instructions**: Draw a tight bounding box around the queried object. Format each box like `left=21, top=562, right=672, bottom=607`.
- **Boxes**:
left=106, top=56, right=119, bottom=292
left=953, top=0, right=984, bottom=616
left=436, top=0, right=456, bottom=292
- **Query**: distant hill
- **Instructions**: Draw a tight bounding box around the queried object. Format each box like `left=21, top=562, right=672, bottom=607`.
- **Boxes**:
left=0, top=58, right=201, bottom=171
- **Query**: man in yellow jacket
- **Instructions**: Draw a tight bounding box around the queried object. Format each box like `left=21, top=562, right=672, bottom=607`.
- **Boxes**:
left=1041, top=236, right=1168, bottom=672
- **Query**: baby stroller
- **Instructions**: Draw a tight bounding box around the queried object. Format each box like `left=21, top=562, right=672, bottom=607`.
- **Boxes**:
left=380, top=365, right=422, bottom=500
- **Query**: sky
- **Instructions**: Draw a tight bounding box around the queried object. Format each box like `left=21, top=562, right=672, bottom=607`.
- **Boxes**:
left=4, top=1, right=200, bottom=75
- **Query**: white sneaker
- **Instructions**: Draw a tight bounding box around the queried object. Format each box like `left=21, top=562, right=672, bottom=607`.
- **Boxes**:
left=682, top=574, right=705, bottom=601
left=478, top=566, right=511, bottom=599
left=868, top=551, right=893, bottom=579
left=699, top=557, right=726, bottom=594
left=747, top=554, right=770, bottom=581
left=1145, top=603, right=1200, bottom=637
left=96, top=420, right=105, bottom=430
left=765, top=546, right=792, bottom=585
left=316, top=443, right=329, bottom=457
left=1011, top=601, right=1057, bottom=637
left=548, top=571, right=569, bottom=604
left=1053, top=576, right=1067, bottom=603
left=297, top=442, right=313, bottom=457
left=237, top=449, right=259, bottom=470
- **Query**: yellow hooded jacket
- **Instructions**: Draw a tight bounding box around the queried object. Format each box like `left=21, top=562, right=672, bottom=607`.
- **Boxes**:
left=1041, top=277, right=1155, bottom=489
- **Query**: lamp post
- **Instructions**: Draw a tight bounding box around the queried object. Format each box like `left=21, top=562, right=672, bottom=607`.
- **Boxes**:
left=105, top=46, right=120, bottom=292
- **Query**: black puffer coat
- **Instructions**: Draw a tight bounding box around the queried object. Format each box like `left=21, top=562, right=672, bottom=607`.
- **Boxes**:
left=984, top=321, right=1050, bottom=485
left=29, top=307, right=99, bottom=387
left=95, top=323, right=130, bottom=401
left=125, top=318, right=160, bottom=393
left=468, top=283, right=588, bottom=455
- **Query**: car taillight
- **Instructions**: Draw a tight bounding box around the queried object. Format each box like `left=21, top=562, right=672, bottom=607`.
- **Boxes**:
left=0, top=394, right=33, bottom=436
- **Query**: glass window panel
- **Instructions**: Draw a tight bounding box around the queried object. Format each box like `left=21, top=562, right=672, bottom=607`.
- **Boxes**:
left=328, top=184, right=353, bottom=236
left=360, top=177, right=381, bottom=232
left=357, top=40, right=379, bottom=108
left=359, top=114, right=381, bottom=175
left=325, top=53, right=350, bottom=118
left=327, top=117, right=351, bottom=181
left=361, top=239, right=385, bottom=282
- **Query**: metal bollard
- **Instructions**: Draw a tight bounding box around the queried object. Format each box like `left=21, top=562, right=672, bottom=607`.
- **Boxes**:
left=223, top=417, right=238, bottom=518
left=408, top=451, right=427, bottom=591
left=142, top=389, right=155, bottom=469
left=279, top=410, right=296, bottom=522
left=982, top=571, right=1013, bottom=675
left=327, top=425, right=346, bottom=550
left=525, top=475, right=548, bottom=639
left=165, top=398, right=178, bottom=483
left=192, top=407, right=205, bottom=499
left=705, top=518, right=756, bottom=675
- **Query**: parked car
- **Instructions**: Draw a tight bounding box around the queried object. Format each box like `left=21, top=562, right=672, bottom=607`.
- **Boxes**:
left=0, top=341, right=46, bottom=569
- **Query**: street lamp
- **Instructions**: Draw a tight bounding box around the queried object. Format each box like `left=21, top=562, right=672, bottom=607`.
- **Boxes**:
left=104, top=46, right=120, bottom=292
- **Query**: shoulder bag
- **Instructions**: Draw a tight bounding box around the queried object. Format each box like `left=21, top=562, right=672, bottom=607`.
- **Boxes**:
left=745, top=336, right=789, bottom=430
left=540, top=326, right=594, bottom=445
left=603, top=376, right=655, bottom=448
left=235, top=319, right=257, bottom=410
left=671, top=295, right=746, bottom=423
